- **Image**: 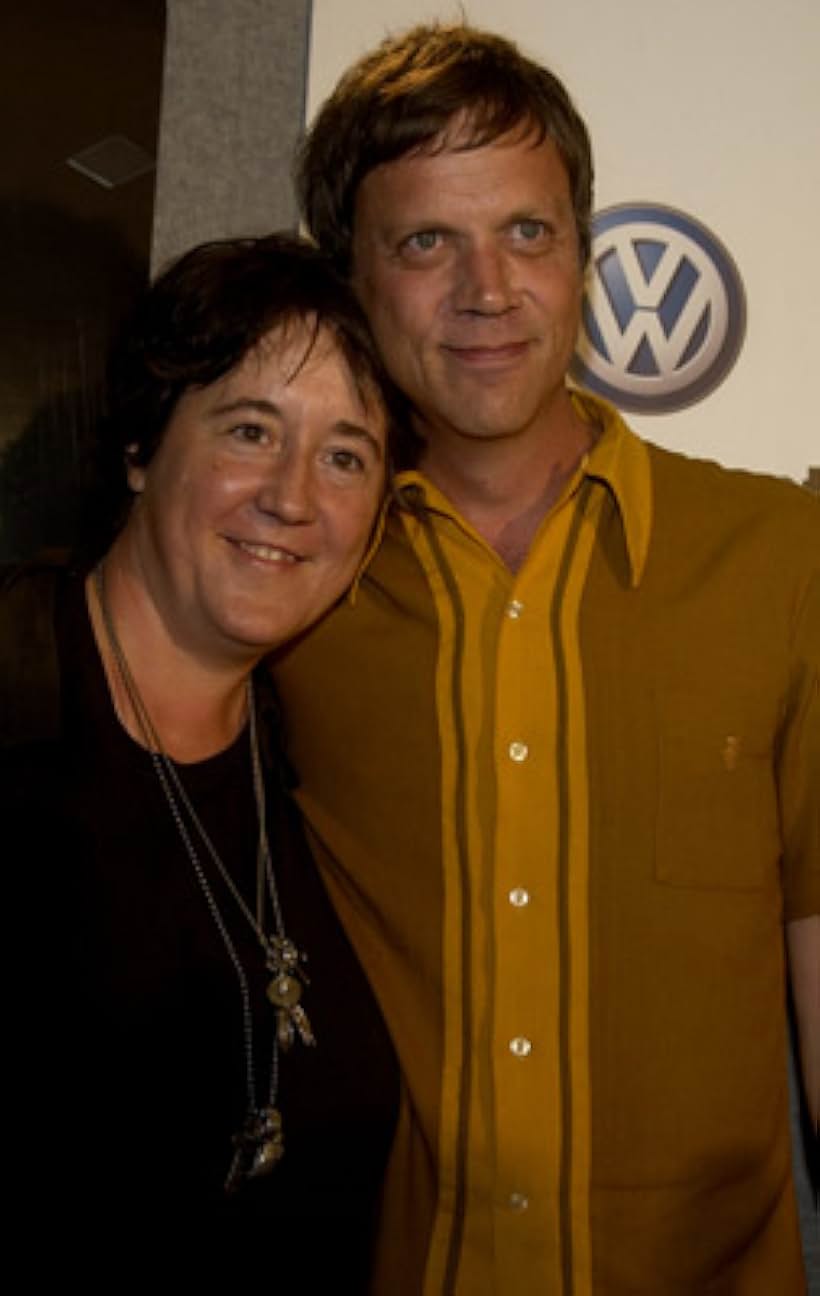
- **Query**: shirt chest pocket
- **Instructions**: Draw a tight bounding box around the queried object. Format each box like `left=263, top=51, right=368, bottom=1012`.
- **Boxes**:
left=654, top=691, right=781, bottom=891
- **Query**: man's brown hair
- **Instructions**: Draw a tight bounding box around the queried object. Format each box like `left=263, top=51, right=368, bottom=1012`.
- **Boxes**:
left=297, top=23, right=594, bottom=275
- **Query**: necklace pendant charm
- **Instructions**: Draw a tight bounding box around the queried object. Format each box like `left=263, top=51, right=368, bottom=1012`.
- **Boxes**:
left=266, top=934, right=314, bottom=1051
left=276, top=1007, right=295, bottom=1051
left=274, top=1000, right=315, bottom=1052
left=267, top=935, right=310, bottom=984
left=247, top=1105, right=284, bottom=1179
left=266, top=972, right=302, bottom=1008
left=268, top=934, right=299, bottom=971
left=224, top=1106, right=284, bottom=1194
left=290, top=1002, right=316, bottom=1047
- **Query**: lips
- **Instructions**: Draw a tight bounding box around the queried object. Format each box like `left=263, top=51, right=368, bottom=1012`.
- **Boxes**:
left=441, top=341, right=530, bottom=366
left=233, top=539, right=305, bottom=564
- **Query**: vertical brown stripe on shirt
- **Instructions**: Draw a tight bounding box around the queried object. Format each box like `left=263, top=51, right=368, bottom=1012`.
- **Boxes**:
left=552, top=480, right=595, bottom=1296
left=423, top=517, right=472, bottom=1296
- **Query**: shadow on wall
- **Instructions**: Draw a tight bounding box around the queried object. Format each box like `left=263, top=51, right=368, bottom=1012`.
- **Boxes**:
left=0, top=199, right=144, bottom=564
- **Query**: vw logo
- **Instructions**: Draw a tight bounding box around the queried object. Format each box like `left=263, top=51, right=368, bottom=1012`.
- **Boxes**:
left=571, top=204, right=746, bottom=414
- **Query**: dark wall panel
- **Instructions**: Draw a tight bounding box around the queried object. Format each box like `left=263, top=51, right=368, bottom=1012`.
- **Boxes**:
left=0, top=0, right=165, bottom=562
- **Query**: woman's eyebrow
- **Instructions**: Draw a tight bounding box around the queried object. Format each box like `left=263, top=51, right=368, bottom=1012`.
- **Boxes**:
left=210, top=397, right=280, bottom=417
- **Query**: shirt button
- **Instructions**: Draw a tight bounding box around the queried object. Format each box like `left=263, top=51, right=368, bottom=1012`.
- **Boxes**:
left=509, top=1036, right=532, bottom=1058
left=506, top=600, right=524, bottom=619
left=508, top=1192, right=529, bottom=1212
left=508, top=741, right=529, bottom=763
left=509, top=887, right=530, bottom=908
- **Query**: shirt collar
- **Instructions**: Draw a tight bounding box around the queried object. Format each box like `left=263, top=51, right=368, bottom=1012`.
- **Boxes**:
left=346, top=495, right=389, bottom=606
left=570, top=390, right=653, bottom=587
left=395, top=391, right=653, bottom=589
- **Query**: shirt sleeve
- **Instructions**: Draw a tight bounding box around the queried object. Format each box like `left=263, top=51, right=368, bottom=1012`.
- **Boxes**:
left=779, top=566, right=820, bottom=921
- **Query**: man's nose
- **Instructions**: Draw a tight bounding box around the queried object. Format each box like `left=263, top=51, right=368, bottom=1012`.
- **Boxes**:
left=256, top=448, right=316, bottom=523
left=452, top=241, right=516, bottom=315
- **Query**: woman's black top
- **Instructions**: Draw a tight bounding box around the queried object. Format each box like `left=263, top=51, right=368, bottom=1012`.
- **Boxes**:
left=3, top=566, right=398, bottom=1288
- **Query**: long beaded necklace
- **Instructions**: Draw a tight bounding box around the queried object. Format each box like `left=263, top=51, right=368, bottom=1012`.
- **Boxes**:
left=93, top=563, right=315, bottom=1193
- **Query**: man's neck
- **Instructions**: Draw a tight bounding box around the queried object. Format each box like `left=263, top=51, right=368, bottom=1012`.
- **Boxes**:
left=417, top=397, right=594, bottom=571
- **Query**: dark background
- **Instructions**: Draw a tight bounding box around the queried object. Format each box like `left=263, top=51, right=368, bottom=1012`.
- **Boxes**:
left=0, top=0, right=166, bottom=562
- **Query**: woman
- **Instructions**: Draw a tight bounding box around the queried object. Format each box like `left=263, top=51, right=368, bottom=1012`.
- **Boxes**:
left=1, top=235, right=398, bottom=1285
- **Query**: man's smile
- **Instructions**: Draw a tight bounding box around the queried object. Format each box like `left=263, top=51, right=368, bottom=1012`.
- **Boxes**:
left=441, top=341, right=532, bottom=367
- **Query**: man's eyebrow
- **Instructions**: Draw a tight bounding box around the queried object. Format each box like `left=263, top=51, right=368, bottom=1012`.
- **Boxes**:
left=389, top=219, right=455, bottom=241
left=210, top=398, right=383, bottom=459
left=507, top=206, right=556, bottom=222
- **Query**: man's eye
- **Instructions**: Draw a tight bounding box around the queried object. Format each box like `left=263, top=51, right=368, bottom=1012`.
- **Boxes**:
left=512, top=219, right=547, bottom=242
left=402, top=230, right=442, bottom=255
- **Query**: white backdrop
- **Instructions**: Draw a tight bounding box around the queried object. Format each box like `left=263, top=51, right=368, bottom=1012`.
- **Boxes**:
left=307, top=0, right=819, bottom=482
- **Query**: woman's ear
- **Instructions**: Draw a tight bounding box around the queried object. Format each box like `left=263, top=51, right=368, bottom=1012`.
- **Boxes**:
left=125, top=444, right=146, bottom=493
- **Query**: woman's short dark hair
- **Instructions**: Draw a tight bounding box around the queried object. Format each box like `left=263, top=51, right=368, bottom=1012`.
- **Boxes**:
left=110, top=231, right=392, bottom=466
left=297, top=23, right=594, bottom=275
left=91, top=232, right=399, bottom=552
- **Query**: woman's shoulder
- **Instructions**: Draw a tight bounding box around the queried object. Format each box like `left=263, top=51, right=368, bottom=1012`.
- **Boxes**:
left=0, top=551, right=77, bottom=747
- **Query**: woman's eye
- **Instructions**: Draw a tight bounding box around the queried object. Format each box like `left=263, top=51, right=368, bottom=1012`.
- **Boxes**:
left=232, top=423, right=267, bottom=444
left=328, top=448, right=365, bottom=473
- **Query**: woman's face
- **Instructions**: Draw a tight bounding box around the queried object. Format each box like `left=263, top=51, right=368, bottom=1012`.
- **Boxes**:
left=124, top=324, right=387, bottom=663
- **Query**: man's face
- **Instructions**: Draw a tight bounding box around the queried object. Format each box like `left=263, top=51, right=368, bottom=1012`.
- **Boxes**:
left=351, top=125, right=584, bottom=452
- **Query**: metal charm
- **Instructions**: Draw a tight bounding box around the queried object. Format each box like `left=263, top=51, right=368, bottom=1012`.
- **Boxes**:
left=225, top=1105, right=284, bottom=1194
left=265, top=936, right=315, bottom=1051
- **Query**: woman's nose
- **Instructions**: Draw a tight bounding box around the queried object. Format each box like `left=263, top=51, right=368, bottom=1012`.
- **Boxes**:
left=256, top=449, right=316, bottom=523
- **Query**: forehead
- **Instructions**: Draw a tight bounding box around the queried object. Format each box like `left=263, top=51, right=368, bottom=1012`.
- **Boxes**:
left=241, top=320, right=342, bottom=382
left=167, top=323, right=385, bottom=434
left=223, top=323, right=375, bottom=406
left=251, top=325, right=387, bottom=439
left=353, top=128, right=572, bottom=231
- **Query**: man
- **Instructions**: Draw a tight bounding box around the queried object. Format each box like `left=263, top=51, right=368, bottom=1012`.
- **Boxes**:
left=274, top=23, right=819, bottom=1295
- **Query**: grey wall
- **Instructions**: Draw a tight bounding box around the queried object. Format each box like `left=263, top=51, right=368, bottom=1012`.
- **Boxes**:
left=152, top=0, right=310, bottom=273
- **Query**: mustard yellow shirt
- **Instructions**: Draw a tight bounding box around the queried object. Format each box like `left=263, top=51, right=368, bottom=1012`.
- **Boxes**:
left=274, top=394, right=819, bottom=1295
